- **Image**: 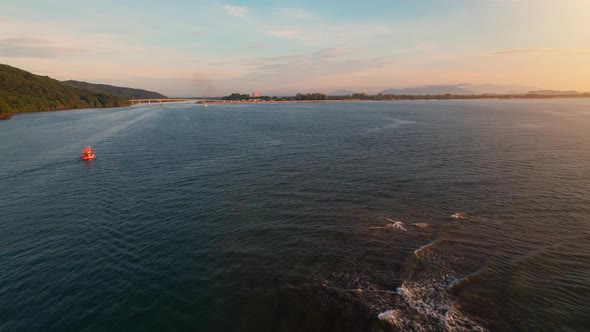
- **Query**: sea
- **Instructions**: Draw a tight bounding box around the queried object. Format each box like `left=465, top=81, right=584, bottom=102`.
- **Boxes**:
left=1, top=100, right=589, bottom=331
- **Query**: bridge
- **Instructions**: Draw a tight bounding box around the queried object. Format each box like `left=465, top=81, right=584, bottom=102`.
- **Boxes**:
left=129, top=98, right=218, bottom=105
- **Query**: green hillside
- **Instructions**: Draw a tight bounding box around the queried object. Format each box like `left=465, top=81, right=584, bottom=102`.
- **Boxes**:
left=0, top=64, right=130, bottom=114
left=64, top=80, right=167, bottom=99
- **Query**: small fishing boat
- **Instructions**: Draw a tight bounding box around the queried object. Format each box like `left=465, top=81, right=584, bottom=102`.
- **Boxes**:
left=81, top=146, right=96, bottom=160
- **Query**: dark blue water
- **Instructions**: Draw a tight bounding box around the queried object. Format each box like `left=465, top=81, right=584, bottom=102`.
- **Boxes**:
left=1, top=100, right=589, bottom=331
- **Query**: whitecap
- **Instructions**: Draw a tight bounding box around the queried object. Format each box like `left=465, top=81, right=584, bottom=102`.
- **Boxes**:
left=377, top=309, right=406, bottom=327
left=386, top=235, right=488, bottom=331
left=386, top=279, right=487, bottom=331
left=385, top=220, right=407, bottom=231
left=451, top=213, right=468, bottom=220
left=414, top=239, right=443, bottom=258
left=369, top=218, right=407, bottom=231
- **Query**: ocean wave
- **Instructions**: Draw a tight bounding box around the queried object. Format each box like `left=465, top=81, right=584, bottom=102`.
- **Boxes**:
left=368, top=219, right=407, bottom=231
left=380, top=226, right=488, bottom=331
left=379, top=275, right=487, bottom=331
left=450, top=213, right=468, bottom=220
left=414, top=238, right=444, bottom=259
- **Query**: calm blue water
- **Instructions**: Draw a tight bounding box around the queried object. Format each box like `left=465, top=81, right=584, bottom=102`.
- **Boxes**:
left=1, top=100, right=590, bottom=331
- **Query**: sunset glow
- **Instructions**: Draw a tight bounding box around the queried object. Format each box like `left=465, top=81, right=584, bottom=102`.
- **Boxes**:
left=1, top=0, right=589, bottom=96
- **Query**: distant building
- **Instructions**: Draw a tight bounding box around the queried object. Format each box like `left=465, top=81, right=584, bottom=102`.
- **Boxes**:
left=252, top=91, right=262, bottom=98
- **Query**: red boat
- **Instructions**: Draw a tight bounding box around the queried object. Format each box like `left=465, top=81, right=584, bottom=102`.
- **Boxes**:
left=81, top=146, right=96, bottom=160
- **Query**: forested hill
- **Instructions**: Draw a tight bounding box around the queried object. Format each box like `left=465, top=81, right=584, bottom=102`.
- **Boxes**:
left=0, top=64, right=130, bottom=114
left=64, top=80, right=167, bottom=99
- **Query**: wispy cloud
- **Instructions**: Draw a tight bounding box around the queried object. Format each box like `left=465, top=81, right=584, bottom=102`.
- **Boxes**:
left=490, top=48, right=563, bottom=55
left=223, top=5, right=249, bottom=18
left=229, top=48, right=355, bottom=67
left=310, top=48, right=354, bottom=59
left=0, top=37, right=87, bottom=58
left=244, top=43, right=268, bottom=49
left=489, top=48, right=590, bottom=55
left=2, top=37, right=47, bottom=46
left=266, top=29, right=300, bottom=39
left=221, top=48, right=395, bottom=87
left=418, top=47, right=590, bottom=61
left=278, top=8, right=315, bottom=19
left=263, top=21, right=403, bottom=43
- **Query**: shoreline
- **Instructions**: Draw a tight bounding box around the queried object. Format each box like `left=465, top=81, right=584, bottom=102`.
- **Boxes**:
left=3, top=96, right=590, bottom=115
left=0, top=104, right=130, bottom=117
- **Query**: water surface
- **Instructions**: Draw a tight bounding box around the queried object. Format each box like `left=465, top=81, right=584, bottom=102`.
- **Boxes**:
left=1, top=100, right=590, bottom=331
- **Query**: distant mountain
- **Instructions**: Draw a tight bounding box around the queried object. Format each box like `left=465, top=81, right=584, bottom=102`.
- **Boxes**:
left=525, top=90, right=581, bottom=96
left=64, top=80, right=167, bottom=99
left=379, top=85, right=475, bottom=95
left=329, top=89, right=353, bottom=96
left=0, top=64, right=129, bottom=114
left=462, top=84, right=538, bottom=95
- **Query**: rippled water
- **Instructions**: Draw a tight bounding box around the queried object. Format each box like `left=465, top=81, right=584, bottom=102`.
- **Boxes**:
left=1, top=100, right=589, bottom=331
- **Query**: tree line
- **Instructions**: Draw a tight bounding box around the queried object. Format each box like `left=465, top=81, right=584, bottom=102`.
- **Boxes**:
left=0, top=64, right=130, bottom=115
left=219, top=91, right=590, bottom=102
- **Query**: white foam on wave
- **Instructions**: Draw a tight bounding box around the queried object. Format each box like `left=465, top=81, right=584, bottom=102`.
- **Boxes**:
left=412, top=223, right=429, bottom=228
left=386, top=221, right=407, bottom=231
left=377, top=309, right=418, bottom=330
left=369, top=218, right=407, bottom=231
left=414, top=238, right=442, bottom=258
left=377, top=309, right=398, bottom=321
left=379, top=235, right=488, bottom=331
left=451, top=213, right=468, bottom=220
left=380, top=278, right=487, bottom=331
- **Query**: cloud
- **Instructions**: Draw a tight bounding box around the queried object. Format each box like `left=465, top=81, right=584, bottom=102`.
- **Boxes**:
left=244, top=43, right=268, bottom=49
left=230, top=48, right=354, bottom=67
left=266, top=29, right=300, bottom=39
left=489, top=48, right=590, bottom=55
left=263, top=21, right=403, bottom=43
left=278, top=8, right=315, bottom=19
left=2, top=37, right=47, bottom=46
left=490, top=48, right=565, bottom=55
left=466, top=0, right=525, bottom=2
left=223, top=5, right=249, bottom=18
left=310, top=48, right=353, bottom=59
left=227, top=48, right=395, bottom=84
left=419, top=47, right=590, bottom=61
left=0, top=37, right=87, bottom=58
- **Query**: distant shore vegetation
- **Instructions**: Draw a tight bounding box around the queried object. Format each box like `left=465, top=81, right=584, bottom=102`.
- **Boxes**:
left=3, top=62, right=590, bottom=117
left=0, top=64, right=130, bottom=115
left=218, top=91, right=590, bottom=103
left=63, top=80, right=167, bottom=100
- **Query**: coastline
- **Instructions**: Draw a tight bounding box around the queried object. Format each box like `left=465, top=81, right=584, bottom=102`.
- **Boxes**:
left=0, top=104, right=130, bottom=116
left=188, top=96, right=590, bottom=107
left=3, top=96, right=590, bottom=115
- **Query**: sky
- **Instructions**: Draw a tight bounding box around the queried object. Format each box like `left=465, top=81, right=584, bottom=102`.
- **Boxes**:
left=1, top=0, right=589, bottom=97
